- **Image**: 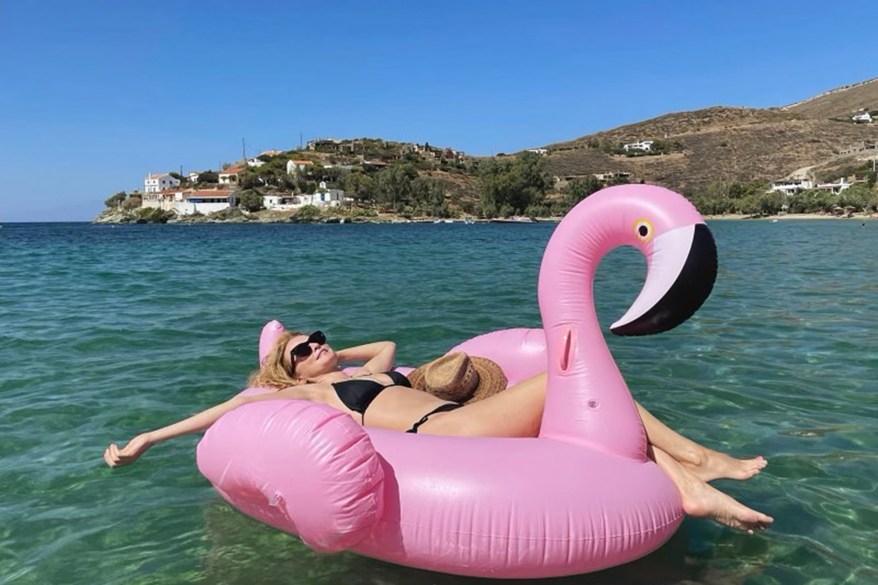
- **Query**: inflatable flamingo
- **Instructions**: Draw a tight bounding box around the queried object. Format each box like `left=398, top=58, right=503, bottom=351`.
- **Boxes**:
left=196, top=185, right=718, bottom=578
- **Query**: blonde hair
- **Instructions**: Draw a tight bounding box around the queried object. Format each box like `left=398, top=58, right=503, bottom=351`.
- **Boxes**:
left=247, top=330, right=307, bottom=389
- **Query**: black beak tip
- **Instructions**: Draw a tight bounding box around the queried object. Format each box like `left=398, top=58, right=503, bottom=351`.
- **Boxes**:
left=612, top=224, right=718, bottom=337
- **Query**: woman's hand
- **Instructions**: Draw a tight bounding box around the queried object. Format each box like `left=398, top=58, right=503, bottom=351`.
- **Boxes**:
left=104, top=433, right=154, bottom=468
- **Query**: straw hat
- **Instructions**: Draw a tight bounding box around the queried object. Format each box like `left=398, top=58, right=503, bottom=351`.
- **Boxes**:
left=408, top=352, right=508, bottom=404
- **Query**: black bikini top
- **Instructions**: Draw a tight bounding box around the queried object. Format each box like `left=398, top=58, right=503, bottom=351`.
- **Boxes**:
left=332, top=371, right=412, bottom=423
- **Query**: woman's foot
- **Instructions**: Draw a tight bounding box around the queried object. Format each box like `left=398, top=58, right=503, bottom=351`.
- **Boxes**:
left=683, top=449, right=767, bottom=482
left=682, top=477, right=774, bottom=533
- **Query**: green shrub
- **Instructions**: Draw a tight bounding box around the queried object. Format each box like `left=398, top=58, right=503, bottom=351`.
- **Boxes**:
left=239, top=190, right=264, bottom=212
left=121, top=196, right=142, bottom=210
left=135, top=208, right=175, bottom=223
left=292, top=205, right=322, bottom=223
left=104, top=191, right=127, bottom=208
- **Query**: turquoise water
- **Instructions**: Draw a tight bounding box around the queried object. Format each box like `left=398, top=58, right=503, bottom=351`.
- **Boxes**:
left=1, top=220, right=875, bottom=585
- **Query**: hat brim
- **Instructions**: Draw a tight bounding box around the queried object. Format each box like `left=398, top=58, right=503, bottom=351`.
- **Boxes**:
left=409, top=354, right=508, bottom=404
left=464, top=356, right=508, bottom=403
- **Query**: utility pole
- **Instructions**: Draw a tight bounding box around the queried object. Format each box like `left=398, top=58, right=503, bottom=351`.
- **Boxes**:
left=242, top=138, right=247, bottom=162
left=300, top=132, right=303, bottom=150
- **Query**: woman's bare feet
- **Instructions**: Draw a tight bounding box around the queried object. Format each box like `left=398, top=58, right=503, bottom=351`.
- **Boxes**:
left=683, top=449, right=767, bottom=482
left=651, top=446, right=773, bottom=534
left=682, top=475, right=774, bottom=533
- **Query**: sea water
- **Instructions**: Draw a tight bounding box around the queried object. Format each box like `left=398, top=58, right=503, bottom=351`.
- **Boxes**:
left=0, top=220, right=875, bottom=585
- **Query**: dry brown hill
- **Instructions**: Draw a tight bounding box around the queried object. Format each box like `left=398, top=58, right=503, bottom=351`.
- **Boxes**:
left=542, top=78, right=878, bottom=194
left=783, top=78, right=878, bottom=119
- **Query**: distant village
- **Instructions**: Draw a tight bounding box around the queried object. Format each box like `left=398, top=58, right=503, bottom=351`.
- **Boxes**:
left=140, top=162, right=346, bottom=218
left=118, top=138, right=470, bottom=219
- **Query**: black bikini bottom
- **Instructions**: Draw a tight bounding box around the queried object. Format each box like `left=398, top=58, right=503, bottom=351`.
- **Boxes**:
left=405, top=403, right=462, bottom=434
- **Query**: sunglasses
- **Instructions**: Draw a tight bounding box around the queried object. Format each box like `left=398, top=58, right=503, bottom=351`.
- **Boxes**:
left=289, top=331, right=326, bottom=367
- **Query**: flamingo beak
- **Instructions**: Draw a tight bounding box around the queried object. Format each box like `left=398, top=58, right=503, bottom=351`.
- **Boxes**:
left=610, top=223, right=718, bottom=336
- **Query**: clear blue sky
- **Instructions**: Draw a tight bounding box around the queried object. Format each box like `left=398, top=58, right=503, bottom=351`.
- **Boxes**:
left=2, top=1, right=876, bottom=221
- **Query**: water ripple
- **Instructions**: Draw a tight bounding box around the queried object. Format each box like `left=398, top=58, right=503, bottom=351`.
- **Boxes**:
left=1, top=220, right=876, bottom=584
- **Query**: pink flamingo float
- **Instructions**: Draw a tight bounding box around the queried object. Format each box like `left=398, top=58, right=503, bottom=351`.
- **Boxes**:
left=197, top=184, right=718, bottom=577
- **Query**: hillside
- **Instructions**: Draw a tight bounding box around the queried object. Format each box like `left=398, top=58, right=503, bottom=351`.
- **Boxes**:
left=542, top=78, right=878, bottom=194
left=104, top=78, right=878, bottom=224
left=783, top=77, right=878, bottom=119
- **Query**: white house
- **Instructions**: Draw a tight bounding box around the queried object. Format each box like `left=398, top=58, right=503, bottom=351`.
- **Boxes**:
left=852, top=112, right=873, bottom=123
left=623, top=140, right=654, bottom=153
left=301, top=182, right=346, bottom=206
left=263, top=194, right=299, bottom=210
left=144, top=173, right=180, bottom=193
left=527, top=148, right=548, bottom=156
left=188, top=172, right=200, bottom=184
left=816, top=178, right=853, bottom=195
left=265, top=182, right=347, bottom=210
left=298, top=192, right=344, bottom=206
left=286, top=159, right=313, bottom=175
left=768, top=179, right=814, bottom=195
left=218, top=164, right=246, bottom=185
left=246, top=157, right=266, bottom=168
left=175, top=189, right=236, bottom=216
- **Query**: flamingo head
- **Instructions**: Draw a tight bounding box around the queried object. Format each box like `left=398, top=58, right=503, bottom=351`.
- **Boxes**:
left=603, top=186, right=718, bottom=336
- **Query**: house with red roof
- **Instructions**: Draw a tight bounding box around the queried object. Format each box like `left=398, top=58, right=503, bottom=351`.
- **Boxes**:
left=218, top=164, right=246, bottom=185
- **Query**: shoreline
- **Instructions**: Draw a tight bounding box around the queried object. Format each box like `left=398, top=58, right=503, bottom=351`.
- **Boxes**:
left=704, top=212, right=877, bottom=221
left=91, top=208, right=877, bottom=226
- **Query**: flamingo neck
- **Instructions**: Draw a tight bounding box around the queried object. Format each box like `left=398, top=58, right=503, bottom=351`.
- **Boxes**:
left=537, top=201, right=647, bottom=460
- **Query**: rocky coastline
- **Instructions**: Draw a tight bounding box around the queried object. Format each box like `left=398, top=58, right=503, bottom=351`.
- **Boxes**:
left=92, top=206, right=518, bottom=225
left=94, top=206, right=876, bottom=226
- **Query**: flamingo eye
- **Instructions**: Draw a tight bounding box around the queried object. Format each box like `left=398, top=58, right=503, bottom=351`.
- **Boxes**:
left=634, top=219, right=654, bottom=242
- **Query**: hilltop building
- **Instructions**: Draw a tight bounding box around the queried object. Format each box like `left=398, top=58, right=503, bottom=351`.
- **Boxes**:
left=286, top=159, right=314, bottom=175
left=144, top=173, right=180, bottom=193
left=623, top=140, right=654, bottom=153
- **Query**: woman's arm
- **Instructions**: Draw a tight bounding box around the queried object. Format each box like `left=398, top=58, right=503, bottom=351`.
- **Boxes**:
left=336, top=341, right=396, bottom=374
left=104, top=387, right=315, bottom=468
left=104, top=396, right=248, bottom=468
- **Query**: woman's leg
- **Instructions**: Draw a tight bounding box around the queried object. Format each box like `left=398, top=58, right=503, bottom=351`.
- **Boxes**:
left=421, top=373, right=547, bottom=437
left=635, top=402, right=767, bottom=482
left=422, top=373, right=774, bottom=533
left=650, top=445, right=773, bottom=533
left=424, top=372, right=767, bottom=481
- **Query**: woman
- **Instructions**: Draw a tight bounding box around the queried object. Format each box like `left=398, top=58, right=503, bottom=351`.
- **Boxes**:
left=105, top=329, right=773, bottom=533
